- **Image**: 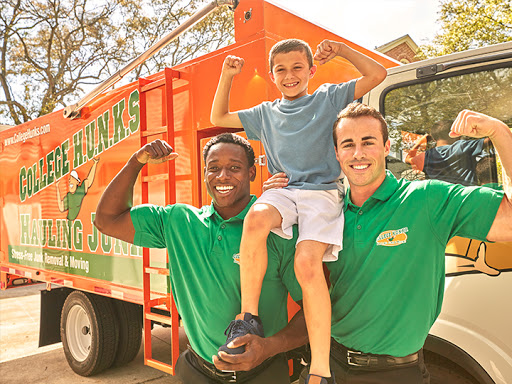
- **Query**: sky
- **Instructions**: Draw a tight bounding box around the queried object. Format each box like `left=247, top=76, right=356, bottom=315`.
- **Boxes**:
left=269, top=0, right=442, bottom=50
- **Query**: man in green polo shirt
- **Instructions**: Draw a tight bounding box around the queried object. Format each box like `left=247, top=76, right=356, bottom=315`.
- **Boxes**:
left=94, top=133, right=307, bottom=383
left=267, top=105, right=512, bottom=384
left=57, top=157, right=99, bottom=221
left=326, top=105, right=512, bottom=383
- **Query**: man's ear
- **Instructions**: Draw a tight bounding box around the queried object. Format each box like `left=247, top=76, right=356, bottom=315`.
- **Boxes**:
left=249, top=165, right=256, bottom=182
left=385, top=139, right=391, bottom=156
left=309, top=65, right=317, bottom=78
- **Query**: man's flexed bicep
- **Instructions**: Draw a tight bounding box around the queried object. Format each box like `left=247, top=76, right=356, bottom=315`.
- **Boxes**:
left=449, top=110, right=512, bottom=242
left=94, top=140, right=178, bottom=244
left=486, top=196, right=512, bottom=242
left=97, top=210, right=136, bottom=244
left=94, top=155, right=142, bottom=243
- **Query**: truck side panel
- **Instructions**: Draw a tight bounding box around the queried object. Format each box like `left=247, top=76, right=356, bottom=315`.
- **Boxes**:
left=1, top=86, right=146, bottom=302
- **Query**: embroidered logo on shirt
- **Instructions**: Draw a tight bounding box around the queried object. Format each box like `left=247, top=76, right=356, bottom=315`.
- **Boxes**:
left=232, top=253, right=240, bottom=265
left=376, top=227, right=409, bottom=247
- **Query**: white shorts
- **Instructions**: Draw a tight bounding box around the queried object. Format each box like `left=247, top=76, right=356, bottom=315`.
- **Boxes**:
left=256, top=188, right=344, bottom=261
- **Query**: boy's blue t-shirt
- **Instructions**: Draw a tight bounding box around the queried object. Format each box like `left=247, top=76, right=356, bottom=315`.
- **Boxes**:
left=238, top=80, right=357, bottom=190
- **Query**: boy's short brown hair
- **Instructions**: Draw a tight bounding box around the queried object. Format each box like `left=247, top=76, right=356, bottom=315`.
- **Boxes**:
left=269, top=39, right=314, bottom=72
left=333, top=103, right=389, bottom=144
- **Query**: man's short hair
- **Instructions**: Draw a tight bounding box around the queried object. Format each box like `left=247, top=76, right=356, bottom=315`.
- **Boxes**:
left=333, top=103, right=389, bottom=144
left=269, top=39, right=314, bottom=72
left=430, top=120, right=456, bottom=144
left=203, top=133, right=255, bottom=167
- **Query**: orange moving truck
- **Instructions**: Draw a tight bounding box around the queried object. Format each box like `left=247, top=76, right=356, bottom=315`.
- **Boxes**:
left=0, top=0, right=397, bottom=377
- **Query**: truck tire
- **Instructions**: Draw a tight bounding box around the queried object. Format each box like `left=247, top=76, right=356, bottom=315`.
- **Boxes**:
left=428, top=364, right=478, bottom=384
left=60, top=291, right=119, bottom=376
left=425, top=353, right=479, bottom=384
left=112, top=300, right=142, bottom=366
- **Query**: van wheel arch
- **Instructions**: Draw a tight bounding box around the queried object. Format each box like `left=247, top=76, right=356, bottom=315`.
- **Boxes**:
left=424, top=334, right=494, bottom=384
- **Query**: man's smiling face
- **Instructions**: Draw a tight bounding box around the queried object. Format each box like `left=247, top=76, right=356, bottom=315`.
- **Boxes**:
left=335, top=115, right=390, bottom=201
left=69, top=175, right=79, bottom=193
left=204, top=142, right=255, bottom=219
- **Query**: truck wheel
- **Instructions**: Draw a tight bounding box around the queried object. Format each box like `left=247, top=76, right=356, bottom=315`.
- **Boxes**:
left=60, top=291, right=119, bottom=376
left=428, top=364, right=478, bottom=384
left=112, top=300, right=142, bottom=366
left=426, top=353, right=478, bottom=384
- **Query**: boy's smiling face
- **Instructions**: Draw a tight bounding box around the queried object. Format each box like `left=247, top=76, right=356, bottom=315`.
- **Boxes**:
left=269, top=50, right=317, bottom=101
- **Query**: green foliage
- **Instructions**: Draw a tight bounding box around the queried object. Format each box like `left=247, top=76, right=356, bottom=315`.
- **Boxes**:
left=384, top=67, right=512, bottom=154
left=0, top=0, right=234, bottom=125
left=122, top=0, right=235, bottom=79
left=419, top=0, right=512, bottom=58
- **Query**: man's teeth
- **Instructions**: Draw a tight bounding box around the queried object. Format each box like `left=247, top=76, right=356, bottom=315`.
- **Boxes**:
left=284, top=82, right=298, bottom=87
left=352, top=164, right=369, bottom=170
left=216, top=186, right=234, bottom=193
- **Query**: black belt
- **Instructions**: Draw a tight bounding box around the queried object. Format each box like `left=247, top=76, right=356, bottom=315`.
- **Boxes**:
left=187, top=346, right=275, bottom=383
left=331, top=339, right=419, bottom=370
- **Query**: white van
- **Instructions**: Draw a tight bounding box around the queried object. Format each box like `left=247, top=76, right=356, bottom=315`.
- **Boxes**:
left=363, top=42, right=512, bottom=384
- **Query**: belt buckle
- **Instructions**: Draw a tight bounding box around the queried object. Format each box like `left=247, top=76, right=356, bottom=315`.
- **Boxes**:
left=201, top=362, right=237, bottom=382
left=227, top=371, right=237, bottom=383
left=347, top=350, right=370, bottom=367
left=216, top=370, right=237, bottom=382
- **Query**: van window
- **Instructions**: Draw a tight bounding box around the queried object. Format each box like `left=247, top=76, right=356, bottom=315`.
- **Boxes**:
left=383, top=66, right=512, bottom=188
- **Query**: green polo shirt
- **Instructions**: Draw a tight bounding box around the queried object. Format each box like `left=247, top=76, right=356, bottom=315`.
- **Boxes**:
left=328, top=171, right=503, bottom=357
left=131, top=196, right=301, bottom=363
left=63, top=183, right=86, bottom=220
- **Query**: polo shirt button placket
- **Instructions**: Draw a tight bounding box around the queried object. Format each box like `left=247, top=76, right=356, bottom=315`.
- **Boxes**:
left=218, top=223, right=226, bottom=241
left=357, top=210, right=363, bottom=230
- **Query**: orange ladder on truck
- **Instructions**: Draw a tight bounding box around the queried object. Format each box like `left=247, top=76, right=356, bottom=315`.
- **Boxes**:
left=138, top=67, right=181, bottom=374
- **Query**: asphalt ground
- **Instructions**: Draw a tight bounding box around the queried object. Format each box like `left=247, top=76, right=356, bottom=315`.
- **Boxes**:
left=0, top=283, right=181, bottom=383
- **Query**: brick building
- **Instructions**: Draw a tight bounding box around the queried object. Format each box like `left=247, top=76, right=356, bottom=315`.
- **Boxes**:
left=376, top=34, right=419, bottom=63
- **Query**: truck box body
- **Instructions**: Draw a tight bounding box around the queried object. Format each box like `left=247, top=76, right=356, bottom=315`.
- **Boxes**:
left=0, top=0, right=397, bottom=377
left=0, top=0, right=396, bottom=299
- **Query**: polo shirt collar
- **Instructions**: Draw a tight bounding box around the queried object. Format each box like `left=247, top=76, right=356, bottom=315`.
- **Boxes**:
left=205, top=195, right=257, bottom=222
left=345, top=170, right=399, bottom=210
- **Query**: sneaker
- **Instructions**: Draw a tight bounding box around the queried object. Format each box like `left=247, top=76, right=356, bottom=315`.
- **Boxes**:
left=305, top=373, right=336, bottom=384
left=218, top=313, right=264, bottom=355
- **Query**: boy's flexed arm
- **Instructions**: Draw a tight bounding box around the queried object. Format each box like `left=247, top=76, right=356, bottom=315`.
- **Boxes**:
left=315, top=40, right=387, bottom=100
left=211, top=55, right=245, bottom=128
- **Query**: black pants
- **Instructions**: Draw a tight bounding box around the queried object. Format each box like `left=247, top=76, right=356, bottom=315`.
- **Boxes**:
left=299, top=344, right=430, bottom=384
left=175, top=348, right=291, bottom=384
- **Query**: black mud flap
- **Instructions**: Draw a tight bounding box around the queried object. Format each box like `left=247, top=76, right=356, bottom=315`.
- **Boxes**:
left=39, top=287, right=72, bottom=347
